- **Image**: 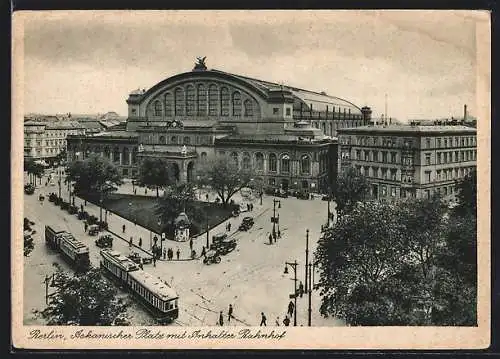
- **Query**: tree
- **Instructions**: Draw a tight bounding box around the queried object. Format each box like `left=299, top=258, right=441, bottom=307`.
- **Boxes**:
left=155, top=183, right=201, bottom=237
left=333, top=166, right=370, bottom=217
left=24, top=218, right=35, bottom=257
left=315, top=197, right=475, bottom=326
left=138, top=158, right=173, bottom=197
left=40, top=265, right=128, bottom=325
left=196, top=156, right=252, bottom=207
left=455, top=169, right=477, bottom=215
left=66, top=154, right=123, bottom=200
left=24, top=159, right=45, bottom=185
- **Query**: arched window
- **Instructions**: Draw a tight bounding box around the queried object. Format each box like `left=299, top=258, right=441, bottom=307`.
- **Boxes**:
left=242, top=152, right=251, bottom=170
left=174, top=87, right=184, bottom=116
left=200, top=152, right=207, bottom=161
left=159, top=136, right=165, bottom=144
left=186, top=85, right=195, bottom=116
left=208, top=84, right=218, bottom=116
left=232, top=92, right=242, bottom=116
left=171, top=136, right=178, bottom=144
left=268, top=153, right=277, bottom=172
left=255, top=152, right=264, bottom=171
left=329, top=123, right=333, bottom=136
left=280, top=154, right=290, bottom=173
left=165, top=92, right=173, bottom=116
left=123, top=147, right=130, bottom=165
left=220, top=87, right=230, bottom=116
left=113, top=147, right=120, bottom=163
left=230, top=152, right=239, bottom=168
left=183, top=136, right=190, bottom=145
left=104, top=146, right=110, bottom=159
left=322, top=122, right=326, bottom=134
left=197, top=84, right=207, bottom=115
left=154, top=100, right=162, bottom=116
left=301, top=155, right=311, bottom=174
left=244, top=99, right=254, bottom=117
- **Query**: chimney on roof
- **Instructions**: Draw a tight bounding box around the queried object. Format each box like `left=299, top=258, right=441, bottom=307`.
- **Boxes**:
left=464, top=104, right=467, bottom=121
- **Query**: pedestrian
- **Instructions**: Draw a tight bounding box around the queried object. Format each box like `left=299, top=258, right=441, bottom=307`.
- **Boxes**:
left=219, top=311, right=224, bottom=326
left=84, top=222, right=88, bottom=232
left=283, top=315, right=290, bottom=326
left=139, top=258, right=143, bottom=270
left=122, top=224, right=126, bottom=233
left=250, top=203, right=254, bottom=211
left=205, top=194, right=209, bottom=202
left=278, top=229, right=281, bottom=239
left=153, top=256, right=156, bottom=267
left=288, top=300, right=295, bottom=317
left=176, top=248, right=180, bottom=260
left=163, top=247, right=166, bottom=260
left=145, top=188, right=147, bottom=195
left=299, top=281, right=304, bottom=297
left=227, top=222, right=231, bottom=232
left=201, top=246, right=206, bottom=257
left=189, top=238, right=193, bottom=251
left=167, top=248, right=172, bottom=260
left=129, top=237, right=133, bottom=247
left=273, top=231, right=277, bottom=243
left=138, top=237, right=142, bottom=247
left=191, top=249, right=196, bottom=259
left=260, top=312, right=267, bottom=326
left=228, top=304, right=234, bottom=322
left=134, top=188, right=137, bottom=195
left=268, top=233, right=273, bottom=245
left=80, top=204, right=84, bottom=212
left=275, top=317, right=280, bottom=326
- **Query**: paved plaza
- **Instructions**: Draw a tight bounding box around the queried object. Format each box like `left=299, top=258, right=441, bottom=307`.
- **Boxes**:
left=23, top=169, right=343, bottom=327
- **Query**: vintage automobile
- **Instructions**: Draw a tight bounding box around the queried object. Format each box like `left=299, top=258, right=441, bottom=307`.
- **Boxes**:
left=87, top=224, right=100, bottom=236
left=128, top=251, right=153, bottom=265
left=274, top=189, right=288, bottom=198
left=295, top=190, right=310, bottom=200
left=210, top=233, right=237, bottom=255
left=24, top=184, right=35, bottom=195
left=203, top=249, right=221, bottom=265
left=95, top=234, right=113, bottom=248
left=238, top=216, right=254, bottom=231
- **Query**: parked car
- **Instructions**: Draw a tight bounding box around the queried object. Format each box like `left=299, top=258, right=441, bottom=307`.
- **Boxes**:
left=203, top=249, right=221, bottom=265
left=24, top=184, right=35, bottom=195
left=211, top=237, right=237, bottom=255
left=128, top=251, right=152, bottom=265
left=238, top=216, right=254, bottom=231
left=95, top=234, right=113, bottom=248
left=295, top=190, right=310, bottom=200
left=88, top=224, right=100, bottom=236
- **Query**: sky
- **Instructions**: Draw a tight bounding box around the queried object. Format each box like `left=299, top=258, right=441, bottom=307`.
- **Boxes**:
left=19, top=10, right=486, bottom=122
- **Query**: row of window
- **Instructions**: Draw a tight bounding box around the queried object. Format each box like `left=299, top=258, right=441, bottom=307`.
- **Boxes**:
left=147, top=135, right=211, bottom=146
left=152, top=85, right=255, bottom=117
left=354, top=149, right=405, bottom=164
left=429, top=136, right=476, bottom=149
left=218, top=151, right=312, bottom=174
left=356, top=165, right=401, bottom=181
left=127, top=277, right=177, bottom=312
left=312, top=120, right=364, bottom=137
left=352, top=136, right=405, bottom=148
left=424, top=167, right=475, bottom=183
left=431, top=150, right=477, bottom=165
left=376, top=185, right=457, bottom=199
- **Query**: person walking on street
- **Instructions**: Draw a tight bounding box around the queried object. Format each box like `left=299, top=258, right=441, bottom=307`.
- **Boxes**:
left=278, top=229, right=281, bottom=239
left=283, top=315, right=290, bottom=326
left=84, top=222, right=88, bottom=232
left=228, top=304, right=234, bottom=323
left=201, top=246, right=206, bottom=257
left=153, top=256, right=156, bottom=267
left=288, top=300, right=295, bottom=317
left=299, top=281, right=304, bottom=298
left=273, top=231, right=277, bottom=243
left=260, top=312, right=267, bottom=326
left=176, top=248, right=180, bottom=260
left=219, top=311, right=224, bottom=326
left=227, top=222, right=231, bottom=232
left=134, top=188, right=137, bottom=195
left=268, top=233, right=273, bottom=245
left=163, top=247, right=166, bottom=260
left=122, top=224, right=126, bottom=233
left=189, top=238, right=193, bottom=251
left=129, top=237, right=133, bottom=247
left=138, top=237, right=142, bottom=247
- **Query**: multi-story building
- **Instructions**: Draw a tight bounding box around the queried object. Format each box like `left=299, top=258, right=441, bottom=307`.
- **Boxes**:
left=24, top=120, right=85, bottom=162
left=67, top=59, right=372, bottom=193
left=338, top=124, right=477, bottom=200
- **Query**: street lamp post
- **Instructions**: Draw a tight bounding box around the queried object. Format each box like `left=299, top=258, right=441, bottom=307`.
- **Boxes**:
left=205, top=211, right=210, bottom=249
left=272, top=198, right=281, bottom=237
left=307, top=262, right=312, bottom=326
left=305, top=229, right=309, bottom=293
left=57, top=169, right=61, bottom=198
left=158, top=218, right=163, bottom=256
left=284, top=260, right=298, bottom=326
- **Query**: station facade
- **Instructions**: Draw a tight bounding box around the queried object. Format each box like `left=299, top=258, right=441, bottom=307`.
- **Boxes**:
left=67, top=60, right=372, bottom=193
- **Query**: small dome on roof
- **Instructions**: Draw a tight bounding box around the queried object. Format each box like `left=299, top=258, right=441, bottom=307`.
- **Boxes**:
left=174, top=212, right=190, bottom=226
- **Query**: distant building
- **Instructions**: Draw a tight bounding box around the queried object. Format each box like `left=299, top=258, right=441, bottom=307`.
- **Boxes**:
left=24, top=120, right=85, bottom=161
left=337, top=124, right=477, bottom=200
left=67, top=61, right=372, bottom=192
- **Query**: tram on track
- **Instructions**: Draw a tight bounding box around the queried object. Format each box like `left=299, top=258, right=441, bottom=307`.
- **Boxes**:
left=44, top=225, right=90, bottom=272
left=100, top=249, right=179, bottom=323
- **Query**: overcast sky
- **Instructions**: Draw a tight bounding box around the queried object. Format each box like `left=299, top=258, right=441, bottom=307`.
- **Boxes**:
left=20, top=10, right=485, bottom=122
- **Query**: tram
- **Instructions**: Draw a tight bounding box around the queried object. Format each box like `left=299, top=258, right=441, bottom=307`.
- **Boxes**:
left=44, top=225, right=90, bottom=272
left=100, top=249, right=179, bottom=323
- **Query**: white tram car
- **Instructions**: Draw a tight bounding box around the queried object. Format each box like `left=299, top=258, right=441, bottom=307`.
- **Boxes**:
left=45, top=225, right=90, bottom=272
left=100, top=249, right=179, bottom=322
